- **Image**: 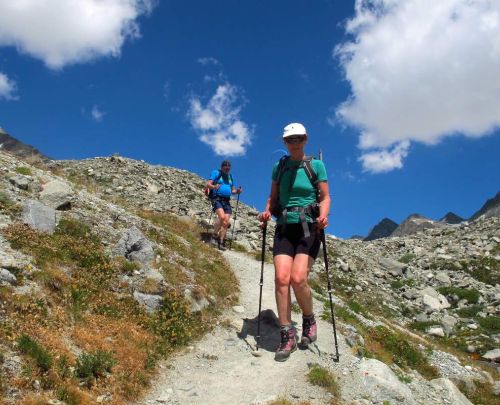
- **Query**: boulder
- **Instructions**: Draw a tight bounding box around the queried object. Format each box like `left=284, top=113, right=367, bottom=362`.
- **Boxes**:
left=114, top=226, right=155, bottom=265
left=481, top=349, right=500, bottom=362
left=430, top=378, right=473, bottom=405
left=350, top=358, right=416, bottom=405
left=379, top=257, right=406, bottom=277
left=22, top=199, right=56, bottom=233
left=0, top=268, right=17, bottom=284
left=39, top=180, right=73, bottom=210
left=133, top=291, right=162, bottom=313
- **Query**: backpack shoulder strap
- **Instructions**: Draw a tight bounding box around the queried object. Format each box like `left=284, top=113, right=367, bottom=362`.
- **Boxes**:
left=276, top=155, right=290, bottom=186
left=301, top=157, right=318, bottom=187
left=213, top=170, right=222, bottom=183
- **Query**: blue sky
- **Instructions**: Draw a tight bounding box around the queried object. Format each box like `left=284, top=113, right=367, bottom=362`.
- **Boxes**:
left=1, top=0, right=499, bottom=238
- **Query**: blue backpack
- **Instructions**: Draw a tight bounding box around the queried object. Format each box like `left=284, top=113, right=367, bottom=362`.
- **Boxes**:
left=204, top=170, right=234, bottom=199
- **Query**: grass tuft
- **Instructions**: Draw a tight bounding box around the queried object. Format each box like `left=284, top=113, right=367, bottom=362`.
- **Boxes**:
left=307, top=363, right=339, bottom=397
left=17, top=334, right=53, bottom=372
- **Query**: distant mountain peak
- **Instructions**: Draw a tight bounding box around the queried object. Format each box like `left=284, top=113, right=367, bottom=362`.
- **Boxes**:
left=364, top=217, right=398, bottom=241
left=391, top=213, right=438, bottom=237
left=440, top=212, right=464, bottom=224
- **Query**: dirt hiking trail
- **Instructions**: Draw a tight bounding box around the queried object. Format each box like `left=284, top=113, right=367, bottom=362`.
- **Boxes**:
left=141, top=250, right=347, bottom=404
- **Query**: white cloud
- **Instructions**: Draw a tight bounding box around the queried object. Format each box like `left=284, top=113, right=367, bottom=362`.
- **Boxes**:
left=198, top=57, right=220, bottom=66
left=91, top=105, right=105, bottom=122
left=0, top=72, right=18, bottom=100
left=0, top=0, right=157, bottom=69
left=188, top=83, right=253, bottom=156
left=335, top=0, right=500, bottom=173
left=358, top=141, right=410, bottom=173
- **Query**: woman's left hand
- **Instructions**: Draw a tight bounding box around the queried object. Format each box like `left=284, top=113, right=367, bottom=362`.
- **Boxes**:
left=317, top=216, right=328, bottom=229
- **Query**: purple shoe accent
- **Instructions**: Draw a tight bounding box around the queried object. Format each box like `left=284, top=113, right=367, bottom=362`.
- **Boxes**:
left=275, top=328, right=297, bottom=362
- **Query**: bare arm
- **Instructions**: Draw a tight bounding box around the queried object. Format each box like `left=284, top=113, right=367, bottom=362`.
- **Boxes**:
left=260, top=181, right=279, bottom=222
left=316, top=181, right=331, bottom=229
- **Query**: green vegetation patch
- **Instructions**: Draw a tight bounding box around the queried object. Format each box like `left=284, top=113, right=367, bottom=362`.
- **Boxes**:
left=75, top=349, right=116, bottom=385
left=307, top=363, right=339, bottom=397
left=455, top=304, right=484, bottom=318
left=478, top=316, right=500, bottom=333
left=17, top=334, right=53, bottom=372
left=398, top=253, right=417, bottom=264
left=15, top=166, right=32, bottom=176
left=148, top=291, right=199, bottom=351
left=437, top=286, right=480, bottom=304
left=463, top=256, right=500, bottom=286
left=366, top=326, right=438, bottom=379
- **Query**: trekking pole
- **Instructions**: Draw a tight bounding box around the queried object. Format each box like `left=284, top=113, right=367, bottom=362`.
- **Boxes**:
left=320, top=228, right=340, bottom=362
left=229, top=188, right=241, bottom=249
left=255, top=222, right=267, bottom=353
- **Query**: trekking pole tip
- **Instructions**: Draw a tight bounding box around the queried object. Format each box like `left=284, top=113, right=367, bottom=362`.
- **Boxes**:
left=251, top=350, right=263, bottom=357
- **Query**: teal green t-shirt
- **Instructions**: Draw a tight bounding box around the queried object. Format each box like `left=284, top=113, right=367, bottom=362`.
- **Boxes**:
left=271, top=158, right=328, bottom=224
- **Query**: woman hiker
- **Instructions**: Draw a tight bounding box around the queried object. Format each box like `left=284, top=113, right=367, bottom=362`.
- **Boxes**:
left=259, top=122, right=331, bottom=361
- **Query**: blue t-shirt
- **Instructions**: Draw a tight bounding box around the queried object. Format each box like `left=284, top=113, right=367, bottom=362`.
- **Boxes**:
left=210, top=169, right=234, bottom=198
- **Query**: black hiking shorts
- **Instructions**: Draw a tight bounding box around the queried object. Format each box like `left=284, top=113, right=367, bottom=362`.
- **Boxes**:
left=273, top=223, right=321, bottom=259
left=212, top=197, right=232, bottom=214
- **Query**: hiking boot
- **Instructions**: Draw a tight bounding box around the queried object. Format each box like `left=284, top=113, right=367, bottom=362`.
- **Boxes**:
left=300, top=316, right=317, bottom=347
left=275, top=328, right=297, bottom=362
left=217, top=239, right=227, bottom=251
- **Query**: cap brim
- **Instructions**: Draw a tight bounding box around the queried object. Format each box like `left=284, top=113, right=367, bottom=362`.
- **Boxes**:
left=282, top=133, right=307, bottom=138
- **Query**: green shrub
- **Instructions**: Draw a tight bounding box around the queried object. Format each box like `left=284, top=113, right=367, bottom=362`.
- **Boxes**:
left=348, top=299, right=368, bottom=316
left=75, top=349, right=116, bottom=383
left=69, top=286, right=88, bottom=321
left=464, top=256, right=500, bottom=286
left=366, top=326, right=438, bottom=378
left=438, top=287, right=480, bottom=304
left=478, top=316, right=500, bottom=333
left=410, top=321, right=440, bottom=332
left=17, top=334, right=53, bottom=372
left=399, top=253, right=417, bottom=264
left=57, top=355, right=72, bottom=379
left=15, top=166, right=32, bottom=176
left=0, top=191, right=21, bottom=216
left=149, top=291, right=198, bottom=349
left=455, top=305, right=484, bottom=318
left=307, top=363, right=339, bottom=396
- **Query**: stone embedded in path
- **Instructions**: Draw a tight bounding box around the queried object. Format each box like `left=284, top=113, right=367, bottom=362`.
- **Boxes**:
left=232, top=305, right=245, bottom=314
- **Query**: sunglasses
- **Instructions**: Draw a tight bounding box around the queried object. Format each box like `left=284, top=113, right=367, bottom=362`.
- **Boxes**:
left=284, top=136, right=306, bottom=144
left=222, top=165, right=231, bottom=168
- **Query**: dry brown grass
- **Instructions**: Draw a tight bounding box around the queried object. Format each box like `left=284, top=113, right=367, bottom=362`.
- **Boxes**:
left=1, top=210, right=239, bottom=404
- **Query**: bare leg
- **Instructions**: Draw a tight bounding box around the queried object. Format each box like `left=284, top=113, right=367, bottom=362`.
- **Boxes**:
left=290, top=253, right=314, bottom=316
left=274, top=254, right=294, bottom=326
left=219, top=213, right=231, bottom=242
left=213, top=208, right=225, bottom=238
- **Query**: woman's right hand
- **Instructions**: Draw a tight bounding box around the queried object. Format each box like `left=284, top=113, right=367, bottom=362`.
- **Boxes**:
left=259, top=210, right=271, bottom=223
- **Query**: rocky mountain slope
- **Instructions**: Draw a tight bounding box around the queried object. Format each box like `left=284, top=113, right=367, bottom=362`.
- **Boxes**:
left=0, top=127, right=50, bottom=162
left=0, top=148, right=498, bottom=404
left=470, top=192, right=500, bottom=221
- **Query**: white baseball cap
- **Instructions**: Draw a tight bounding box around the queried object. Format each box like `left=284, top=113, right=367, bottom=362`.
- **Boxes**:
left=282, top=122, right=307, bottom=138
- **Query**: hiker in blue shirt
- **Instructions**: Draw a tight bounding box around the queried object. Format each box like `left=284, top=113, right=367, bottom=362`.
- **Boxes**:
left=206, top=160, right=242, bottom=250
